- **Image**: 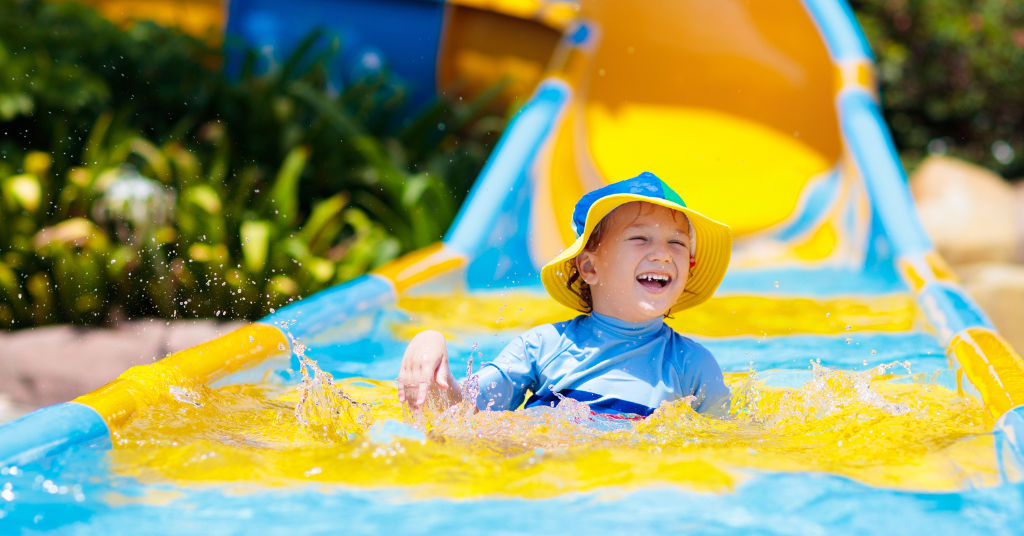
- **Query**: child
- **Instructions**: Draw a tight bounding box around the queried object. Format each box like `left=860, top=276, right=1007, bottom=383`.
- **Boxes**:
left=397, top=172, right=733, bottom=417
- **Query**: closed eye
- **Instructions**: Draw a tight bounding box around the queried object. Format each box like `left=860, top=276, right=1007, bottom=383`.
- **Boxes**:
left=629, top=235, right=648, bottom=242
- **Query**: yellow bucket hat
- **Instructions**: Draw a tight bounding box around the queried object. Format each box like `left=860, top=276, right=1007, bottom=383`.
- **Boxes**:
left=540, top=172, right=733, bottom=315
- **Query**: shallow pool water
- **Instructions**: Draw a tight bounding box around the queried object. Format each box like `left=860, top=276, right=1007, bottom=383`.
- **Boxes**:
left=3, top=292, right=1023, bottom=535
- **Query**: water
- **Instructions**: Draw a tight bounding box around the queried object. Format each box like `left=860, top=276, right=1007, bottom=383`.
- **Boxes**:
left=2, top=292, right=1023, bottom=534
left=103, top=353, right=996, bottom=498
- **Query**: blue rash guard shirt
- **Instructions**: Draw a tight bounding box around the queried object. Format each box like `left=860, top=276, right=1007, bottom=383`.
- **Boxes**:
left=473, top=312, right=730, bottom=417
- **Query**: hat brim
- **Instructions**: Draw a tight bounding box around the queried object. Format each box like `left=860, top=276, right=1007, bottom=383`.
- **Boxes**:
left=540, top=194, right=732, bottom=315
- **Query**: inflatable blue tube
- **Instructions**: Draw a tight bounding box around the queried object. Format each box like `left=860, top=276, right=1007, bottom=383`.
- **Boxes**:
left=0, top=403, right=109, bottom=467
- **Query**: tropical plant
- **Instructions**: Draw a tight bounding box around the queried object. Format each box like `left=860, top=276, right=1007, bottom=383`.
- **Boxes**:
left=0, top=114, right=401, bottom=327
left=0, top=0, right=509, bottom=329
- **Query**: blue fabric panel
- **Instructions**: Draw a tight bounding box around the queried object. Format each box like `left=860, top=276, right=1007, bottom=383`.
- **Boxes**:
left=225, top=0, right=444, bottom=110
left=444, top=80, right=571, bottom=287
left=261, top=274, right=397, bottom=340
left=860, top=209, right=902, bottom=285
left=0, top=403, right=110, bottom=468
left=996, top=405, right=1024, bottom=467
left=463, top=171, right=541, bottom=288
left=918, top=283, right=993, bottom=343
left=445, top=80, right=570, bottom=257
left=801, top=0, right=874, bottom=62
left=773, top=171, right=840, bottom=242
left=839, top=91, right=934, bottom=258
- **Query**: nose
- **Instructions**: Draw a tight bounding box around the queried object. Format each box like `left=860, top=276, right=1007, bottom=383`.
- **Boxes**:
left=647, top=241, right=672, bottom=263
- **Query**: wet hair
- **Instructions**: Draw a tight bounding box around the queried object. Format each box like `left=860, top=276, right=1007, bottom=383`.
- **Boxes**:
left=564, top=202, right=692, bottom=315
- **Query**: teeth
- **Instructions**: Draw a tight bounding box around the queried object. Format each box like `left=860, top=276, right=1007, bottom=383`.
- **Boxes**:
left=638, top=274, right=669, bottom=282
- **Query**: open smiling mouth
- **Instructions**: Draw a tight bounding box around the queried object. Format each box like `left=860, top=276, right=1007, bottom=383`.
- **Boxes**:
left=636, top=274, right=672, bottom=290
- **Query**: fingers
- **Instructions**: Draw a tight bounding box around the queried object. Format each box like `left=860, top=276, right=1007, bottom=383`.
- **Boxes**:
left=415, top=376, right=430, bottom=408
left=414, top=349, right=431, bottom=407
left=435, top=347, right=450, bottom=390
left=397, top=331, right=448, bottom=409
left=397, top=353, right=431, bottom=409
left=397, top=346, right=413, bottom=404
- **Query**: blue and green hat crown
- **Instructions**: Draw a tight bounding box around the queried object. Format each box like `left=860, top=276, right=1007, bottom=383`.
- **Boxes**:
left=571, top=172, right=687, bottom=237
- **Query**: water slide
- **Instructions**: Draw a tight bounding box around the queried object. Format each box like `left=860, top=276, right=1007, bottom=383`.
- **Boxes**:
left=4, top=0, right=1024, bottom=532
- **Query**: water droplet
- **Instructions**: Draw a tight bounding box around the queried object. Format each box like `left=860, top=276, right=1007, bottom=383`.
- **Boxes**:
left=845, top=325, right=852, bottom=330
left=845, top=337, right=852, bottom=344
left=278, top=343, right=286, bottom=351
left=870, top=349, right=877, bottom=355
left=826, top=312, right=831, bottom=317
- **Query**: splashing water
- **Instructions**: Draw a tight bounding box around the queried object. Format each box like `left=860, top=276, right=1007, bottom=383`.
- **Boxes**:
left=291, top=335, right=370, bottom=442
left=169, top=386, right=202, bottom=408
left=109, top=356, right=998, bottom=498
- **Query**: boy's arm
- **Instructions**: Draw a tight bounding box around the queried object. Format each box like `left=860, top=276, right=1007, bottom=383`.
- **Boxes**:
left=685, top=343, right=731, bottom=416
left=397, top=330, right=463, bottom=409
left=475, top=333, right=540, bottom=411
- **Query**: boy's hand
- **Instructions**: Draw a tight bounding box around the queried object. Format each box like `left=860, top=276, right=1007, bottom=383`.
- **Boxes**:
left=397, top=330, right=460, bottom=409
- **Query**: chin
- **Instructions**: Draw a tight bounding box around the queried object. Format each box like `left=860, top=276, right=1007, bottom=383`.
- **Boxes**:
left=636, top=301, right=671, bottom=319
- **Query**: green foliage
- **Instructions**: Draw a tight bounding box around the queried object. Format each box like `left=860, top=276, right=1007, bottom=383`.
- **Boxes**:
left=0, top=124, right=402, bottom=327
left=0, top=0, right=220, bottom=171
left=852, top=0, right=1024, bottom=176
left=0, top=0, right=508, bottom=329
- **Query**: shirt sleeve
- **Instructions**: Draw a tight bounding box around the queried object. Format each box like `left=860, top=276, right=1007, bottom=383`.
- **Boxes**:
left=684, top=343, right=731, bottom=416
left=473, top=331, right=541, bottom=411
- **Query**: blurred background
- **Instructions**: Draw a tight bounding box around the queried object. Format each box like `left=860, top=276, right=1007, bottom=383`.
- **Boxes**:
left=2, top=0, right=1024, bottom=417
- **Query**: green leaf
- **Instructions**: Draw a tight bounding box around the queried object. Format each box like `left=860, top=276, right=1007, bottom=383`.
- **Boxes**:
left=2, top=174, right=42, bottom=214
left=0, top=261, right=29, bottom=322
left=184, top=184, right=222, bottom=214
left=240, top=219, right=272, bottom=275
left=130, top=138, right=173, bottom=183
left=265, top=146, right=309, bottom=227
left=298, top=193, right=348, bottom=254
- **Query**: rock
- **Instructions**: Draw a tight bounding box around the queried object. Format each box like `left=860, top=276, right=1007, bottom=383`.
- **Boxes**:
left=0, top=393, right=29, bottom=425
left=1014, top=181, right=1024, bottom=261
left=0, top=319, right=245, bottom=410
left=957, top=262, right=1024, bottom=355
left=910, top=156, right=1017, bottom=265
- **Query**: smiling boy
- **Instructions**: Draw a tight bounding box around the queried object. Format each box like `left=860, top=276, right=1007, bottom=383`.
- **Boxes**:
left=397, top=172, right=733, bottom=418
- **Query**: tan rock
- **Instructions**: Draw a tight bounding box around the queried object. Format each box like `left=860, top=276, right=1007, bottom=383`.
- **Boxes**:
left=0, top=393, right=29, bottom=425
left=910, top=156, right=1016, bottom=265
left=1013, top=181, right=1024, bottom=262
left=957, top=262, right=1024, bottom=355
left=0, top=318, right=246, bottom=409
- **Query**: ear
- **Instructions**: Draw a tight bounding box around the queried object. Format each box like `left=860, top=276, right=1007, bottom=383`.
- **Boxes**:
left=576, top=251, right=598, bottom=285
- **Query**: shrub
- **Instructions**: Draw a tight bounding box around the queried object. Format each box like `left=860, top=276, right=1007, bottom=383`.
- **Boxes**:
left=852, top=0, right=1024, bottom=177
left=0, top=0, right=508, bottom=328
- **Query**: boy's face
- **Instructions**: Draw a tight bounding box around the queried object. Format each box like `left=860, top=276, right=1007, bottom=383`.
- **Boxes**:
left=576, top=202, right=690, bottom=322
